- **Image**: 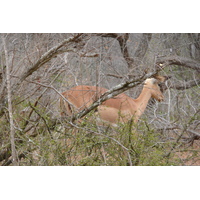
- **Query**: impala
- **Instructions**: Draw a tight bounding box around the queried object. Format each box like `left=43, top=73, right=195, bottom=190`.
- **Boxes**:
left=60, top=75, right=168, bottom=126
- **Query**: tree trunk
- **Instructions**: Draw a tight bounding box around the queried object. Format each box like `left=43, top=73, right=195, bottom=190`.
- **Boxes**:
left=2, top=34, right=19, bottom=166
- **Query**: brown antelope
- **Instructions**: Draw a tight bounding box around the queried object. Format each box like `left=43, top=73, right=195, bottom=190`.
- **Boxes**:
left=60, top=75, right=168, bottom=126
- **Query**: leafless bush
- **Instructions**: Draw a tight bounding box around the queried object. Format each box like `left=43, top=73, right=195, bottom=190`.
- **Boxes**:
left=0, top=33, right=199, bottom=165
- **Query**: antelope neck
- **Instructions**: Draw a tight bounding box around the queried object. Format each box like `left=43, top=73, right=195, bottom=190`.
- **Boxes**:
left=134, top=87, right=152, bottom=115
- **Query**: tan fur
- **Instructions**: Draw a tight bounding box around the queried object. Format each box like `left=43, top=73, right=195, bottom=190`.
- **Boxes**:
left=60, top=85, right=107, bottom=116
left=60, top=76, right=167, bottom=125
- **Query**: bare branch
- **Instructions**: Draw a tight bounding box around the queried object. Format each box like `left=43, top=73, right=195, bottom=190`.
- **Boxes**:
left=169, top=79, right=200, bottom=90
left=156, top=55, right=200, bottom=72
left=80, top=52, right=99, bottom=57
left=106, top=73, right=124, bottom=79
left=95, top=33, right=134, bottom=67
left=14, top=34, right=86, bottom=91
left=0, top=34, right=88, bottom=117
left=96, top=33, right=152, bottom=79
left=134, top=34, right=152, bottom=61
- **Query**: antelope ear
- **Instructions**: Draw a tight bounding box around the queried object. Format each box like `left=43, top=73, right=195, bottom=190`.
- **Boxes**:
left=151, top=78, right=158, bottom=84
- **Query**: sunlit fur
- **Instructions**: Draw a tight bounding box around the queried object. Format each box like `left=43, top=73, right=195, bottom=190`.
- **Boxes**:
left=60, top=76, right=167, bottom=125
